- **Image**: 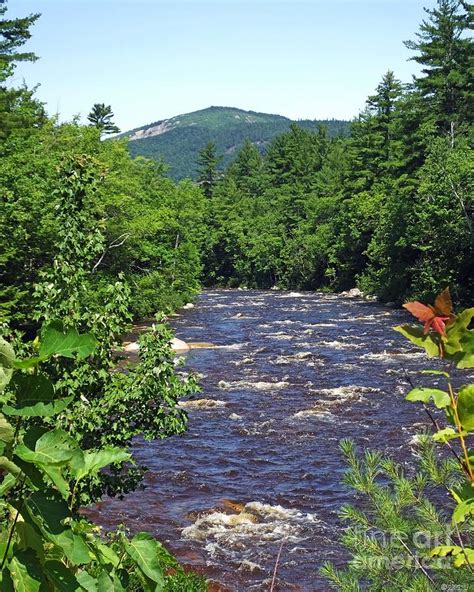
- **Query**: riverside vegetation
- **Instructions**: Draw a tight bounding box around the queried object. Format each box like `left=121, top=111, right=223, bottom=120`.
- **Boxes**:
left=0, top=0, right=473, bottom=590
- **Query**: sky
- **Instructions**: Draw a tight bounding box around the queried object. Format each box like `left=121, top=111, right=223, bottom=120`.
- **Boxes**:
left=9, top=0, right=438, bottom=131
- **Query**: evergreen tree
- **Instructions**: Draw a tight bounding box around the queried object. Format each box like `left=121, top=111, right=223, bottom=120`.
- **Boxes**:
left=87, top=102, right=120, bottom=135
left=196, top=140, right=222, bottom=198
left=404, top=0, right=473, bottom=134
left=0, top=0, right=39, bottom=78
left=0, top=1, right=42, bottom=139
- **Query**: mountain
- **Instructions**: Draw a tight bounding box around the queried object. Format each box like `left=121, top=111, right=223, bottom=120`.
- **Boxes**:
left=120, top=106, right=350, bottom=180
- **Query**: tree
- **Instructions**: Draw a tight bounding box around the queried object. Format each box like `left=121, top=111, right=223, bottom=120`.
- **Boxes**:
left=0, top=1, right=43, bottom=139
left=196, top=140, right=222, bottom=198
left=87, top=102, right=120, bottom=135
left=0, top=0, right=39, bottom=79
left=404, top=0, right=473, bottom=134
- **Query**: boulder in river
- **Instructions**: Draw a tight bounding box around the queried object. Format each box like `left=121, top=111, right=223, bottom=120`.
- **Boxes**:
left=170, top=337, right=190, bottom=352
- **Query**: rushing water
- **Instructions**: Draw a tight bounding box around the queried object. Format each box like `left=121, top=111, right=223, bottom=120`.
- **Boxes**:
left=88, top=289, right=454, bottom=591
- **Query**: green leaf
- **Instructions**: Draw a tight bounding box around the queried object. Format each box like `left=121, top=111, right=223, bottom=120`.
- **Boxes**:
left=95, top=543, right=120, bottom=567
left=445, top=308, right=474, bottom=357
left=432, top=427, right=468, bottom=442
left=0, top=415, right=14, bottom=444
left=458, top=330, right=474, bottom=369
left=420, top=369, right=449, bottom=378
left=1, top=567, right=14, bottom=591
left=76, top=570, right=98, bottom=592
left=458, top=385, right=474, bottom=431
left=15, top=519, right=45, bottom=558
left=125, top=533, right=164, bottom=588
left=39, top=322, right=96, bottom=360
left=71, top=447, right=131, bottom=482
left=0, top=473, right=18, bottom=496
left=26, top=490, right=70, bottom=535
left=393, top=325, right=440, bottom=357
left=44, top=560, right=81, bottom=591
left=16, top=429, right=78, bottom=466
left=3, top=374, right=73, bottom=418
left=40, top=465, right=70, bottom=500
left=0, top=456, right=21, bottom=476
left=8, top=550, right=43, bottom=592
left=405, top=387, right=450, bottom=409
left=50, top=530, right=92, bottom=566
left=0, top=337, right=15, bottom=392
left=97, top=571, right=115, bottom=592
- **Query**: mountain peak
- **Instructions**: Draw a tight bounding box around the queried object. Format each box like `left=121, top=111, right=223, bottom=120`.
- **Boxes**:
left=122, top=106, right=349, bottom=179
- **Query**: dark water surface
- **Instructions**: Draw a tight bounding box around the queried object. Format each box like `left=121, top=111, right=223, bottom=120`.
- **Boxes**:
left=88, top=289, right=444, bottom=591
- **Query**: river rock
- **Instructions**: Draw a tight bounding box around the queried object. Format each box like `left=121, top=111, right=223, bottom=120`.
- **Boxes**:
left=182, top=302, right=194, bottom=310
left=123, top=341, right=139, bottom=352
left=341, top=287, right=364, bottom=298
left=170, top=337, right=190, bottom=352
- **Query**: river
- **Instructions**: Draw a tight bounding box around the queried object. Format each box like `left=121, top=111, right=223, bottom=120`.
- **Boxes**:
left=88, top=289, right=445, bottom=591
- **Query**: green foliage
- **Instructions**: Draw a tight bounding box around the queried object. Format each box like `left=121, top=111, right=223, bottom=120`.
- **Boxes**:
left=323, top=292, right=474, bottom=590
left=0, top=325, right=207, bottom=591
left=194, top=1, right=473, bottom=305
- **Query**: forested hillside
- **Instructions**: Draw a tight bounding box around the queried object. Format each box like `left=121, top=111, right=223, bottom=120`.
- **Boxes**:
left=200, top=3, right=473, bottom=305
left=122, top=106, right=349, bottom=179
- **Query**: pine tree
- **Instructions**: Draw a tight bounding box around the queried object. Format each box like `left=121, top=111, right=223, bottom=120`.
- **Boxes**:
left=196, top=141, right=222, bottom=198
left=404, top=0, right=473, bottom=134
left=0, top=1, right=42, bottom=139
left=227, top=139, right=263, bottom=194
left=0, top=0, right=39, bottom=80
left=87, top=103, right=120, bottom=135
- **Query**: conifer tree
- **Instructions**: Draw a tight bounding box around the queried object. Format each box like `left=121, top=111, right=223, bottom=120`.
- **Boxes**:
left=87, top=103, right=120, bottom=135
left=0, top=1, right=42, bottom=138
left=196, top=140, right=222, bottom=198
left=404, top=0, right=473, bottom=134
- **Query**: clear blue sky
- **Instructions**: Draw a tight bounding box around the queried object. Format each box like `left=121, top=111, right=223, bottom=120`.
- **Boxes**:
left=9, top=0, right=438, bottom=131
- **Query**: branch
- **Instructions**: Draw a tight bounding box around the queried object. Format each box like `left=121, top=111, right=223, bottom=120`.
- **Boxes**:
left=92, top=233, right=130, bottom=272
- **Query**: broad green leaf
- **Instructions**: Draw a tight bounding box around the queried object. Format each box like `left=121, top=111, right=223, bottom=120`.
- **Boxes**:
left=125, top=532, right=164, bottom=588
left=405, top=387, right=450, bottom=409
left=458, top=385, right=474, bottom=431
left=16, top=429, right=78, bottom=466
left=49, top=530, right=92, bottom=566
left=27, top=490, right=70, bottom=535
left=95, top=543, right=120, bottom=567
left=1, top=567, right=14, bottom=591
left=445, top=308, right=474, bottom=356
left=0, top=337, right=16, bottom=368
left=0, top=337, right=15, bottom=392
left=41, top=465, right=70, bottom=500
left=11, top=358, right=42, bottom=371
left=15, top=519, right=45, bottom=558
left=0, top=415, right=14, bottom=444
left=432, top=427, right=468, bottom=442
left=76, top=570, right=98, bottom=592
left=452, top=499, right=474, bottom=524
left=71, top=447, right=131, bottom=482
left=8, top=550, right=43, bottom=592
left=44, top=560, right=81, bottom=591
left=97, top=571, right=115, bottom=592
left=3, top=374, right=73, bottom=418
left=458, top=330, right=474, bottom=369
left=393, top=325, right=440, bottom=357
left=39, top=322, right=96, bottom=360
